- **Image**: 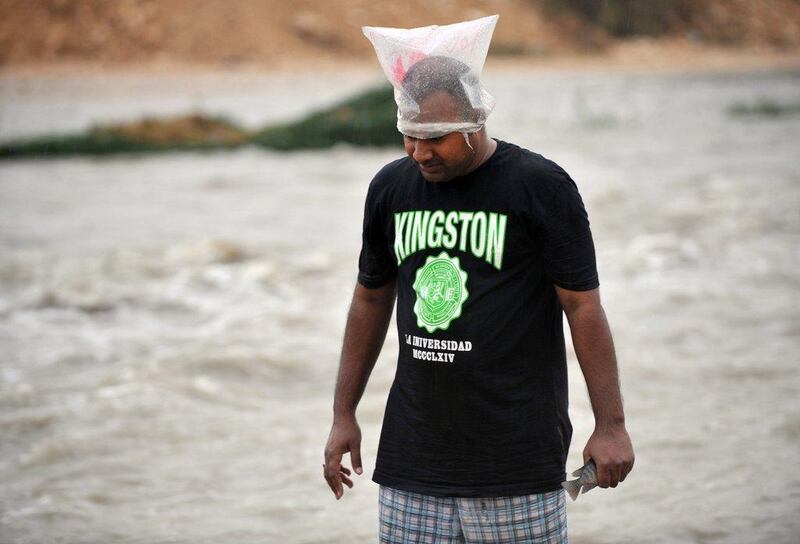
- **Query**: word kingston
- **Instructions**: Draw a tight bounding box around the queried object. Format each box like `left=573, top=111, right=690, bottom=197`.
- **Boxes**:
left=393, top=210, right=508, bottom=269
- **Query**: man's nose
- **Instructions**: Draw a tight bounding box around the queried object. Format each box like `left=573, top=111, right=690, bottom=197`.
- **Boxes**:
left=412, top=140, right=434, bottom=163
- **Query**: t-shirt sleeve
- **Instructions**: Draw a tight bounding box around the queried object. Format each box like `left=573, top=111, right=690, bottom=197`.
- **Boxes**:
left=357, top=181, right=398, bottom=289
left=537, top=172, right=600, bottom=291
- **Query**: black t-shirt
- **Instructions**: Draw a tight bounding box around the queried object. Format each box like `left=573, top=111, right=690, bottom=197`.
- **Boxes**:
left=357, top=138, right=600, bottom=497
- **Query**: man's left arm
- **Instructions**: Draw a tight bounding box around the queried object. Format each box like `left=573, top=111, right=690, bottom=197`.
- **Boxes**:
left=556, top=285, right=635, bottom=488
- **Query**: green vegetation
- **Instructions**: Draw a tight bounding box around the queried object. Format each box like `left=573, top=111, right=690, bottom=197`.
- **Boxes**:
left=728, top=99, right=800, bottom=118
left=541, top=0, right=693, bottom=37
left=251, top=85, right=399, bottom=150
left=0, top=85, right=401, bottom=159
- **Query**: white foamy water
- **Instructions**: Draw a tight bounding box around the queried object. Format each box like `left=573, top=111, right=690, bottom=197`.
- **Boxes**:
left=1, top=68, right=799, bottom=543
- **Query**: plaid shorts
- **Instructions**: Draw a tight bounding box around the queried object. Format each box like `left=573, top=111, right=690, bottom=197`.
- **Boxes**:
left=378, top=485, right=567, bottom=543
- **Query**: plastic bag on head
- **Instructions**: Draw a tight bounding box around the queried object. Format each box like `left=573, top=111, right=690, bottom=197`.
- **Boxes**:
left=362, top=15, right=499, bottom=139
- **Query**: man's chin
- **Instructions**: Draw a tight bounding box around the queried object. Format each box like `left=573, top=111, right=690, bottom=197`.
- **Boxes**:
left=420, top=169, right=451, bottom=182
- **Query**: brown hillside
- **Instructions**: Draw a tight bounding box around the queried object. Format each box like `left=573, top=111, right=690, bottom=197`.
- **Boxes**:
left=0, top=0, right=798, bottom=69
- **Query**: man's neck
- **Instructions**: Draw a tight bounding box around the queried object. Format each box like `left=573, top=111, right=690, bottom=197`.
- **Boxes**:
left=464, top=136, right=497, bottom=175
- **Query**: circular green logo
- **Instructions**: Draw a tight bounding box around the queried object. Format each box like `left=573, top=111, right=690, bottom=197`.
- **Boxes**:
left=412, top=251, right=469, bottom=333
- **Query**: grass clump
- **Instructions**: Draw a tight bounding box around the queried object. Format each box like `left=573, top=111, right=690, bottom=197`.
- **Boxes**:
left=728, top=99, right=800, bottom=118
left=251, top=86, right=398, bottom=150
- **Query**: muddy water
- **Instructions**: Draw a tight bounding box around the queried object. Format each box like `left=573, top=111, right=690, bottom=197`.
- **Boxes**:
left=1, top=68, right=798, bottom=543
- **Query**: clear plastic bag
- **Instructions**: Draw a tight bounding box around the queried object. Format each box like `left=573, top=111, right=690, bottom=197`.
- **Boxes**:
left=362, top=14, right=499, bottom=139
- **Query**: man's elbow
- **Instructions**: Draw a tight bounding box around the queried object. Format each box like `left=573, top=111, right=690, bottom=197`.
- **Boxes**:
left=354, top=279, right=397, bottom=306
left=554, top=284, right=602, bottom=317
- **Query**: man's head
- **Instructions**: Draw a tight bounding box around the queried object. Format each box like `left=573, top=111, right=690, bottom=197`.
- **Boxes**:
left=400, top=56, right=492, bottom=182
left=361, top=17, right=499, bottom=180
left=400, top=56, right=480, bottom=126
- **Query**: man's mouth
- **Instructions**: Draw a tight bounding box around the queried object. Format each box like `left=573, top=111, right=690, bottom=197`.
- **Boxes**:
left=420, top=163, right=441, bottom=172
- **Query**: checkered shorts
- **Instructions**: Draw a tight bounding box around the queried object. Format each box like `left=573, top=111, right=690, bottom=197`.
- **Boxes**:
left=378, top=485, right=567, bottom=543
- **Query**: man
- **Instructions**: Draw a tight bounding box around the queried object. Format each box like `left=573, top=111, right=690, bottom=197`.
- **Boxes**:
left=323, top=54, right=634, bottom=543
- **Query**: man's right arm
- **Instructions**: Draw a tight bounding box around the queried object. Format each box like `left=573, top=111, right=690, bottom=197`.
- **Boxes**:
left=323, top=279, right=396, bottom=500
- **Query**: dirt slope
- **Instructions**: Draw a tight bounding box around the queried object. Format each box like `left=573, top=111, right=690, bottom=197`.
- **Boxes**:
left=0, top=0, right=798, bottom=68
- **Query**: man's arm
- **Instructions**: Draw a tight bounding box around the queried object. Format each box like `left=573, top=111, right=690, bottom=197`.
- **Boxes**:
left=556, top=285, right=635, bottom=488
left=323, top=279, right=396, bottom=500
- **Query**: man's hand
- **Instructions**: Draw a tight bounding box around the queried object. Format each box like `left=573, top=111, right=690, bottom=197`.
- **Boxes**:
left=323, top=416, right=363, bottom=500
left=556, top=285, right=634, bottom=490
left=582, top=424, right=634, bottom=488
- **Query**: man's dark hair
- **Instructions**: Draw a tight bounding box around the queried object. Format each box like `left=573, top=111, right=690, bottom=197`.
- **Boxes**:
left=401, top=55, right=479, bottom=122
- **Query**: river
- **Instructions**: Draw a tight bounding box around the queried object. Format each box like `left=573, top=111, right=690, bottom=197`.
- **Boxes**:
left=1, top=66, right=798, bottom=543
